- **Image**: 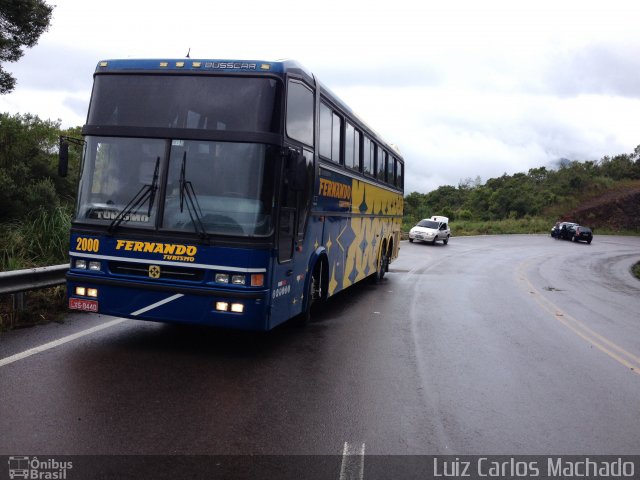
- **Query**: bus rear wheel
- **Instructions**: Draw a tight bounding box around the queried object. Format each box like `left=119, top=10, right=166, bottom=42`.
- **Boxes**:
left=375, top=245, right=389, bottom=283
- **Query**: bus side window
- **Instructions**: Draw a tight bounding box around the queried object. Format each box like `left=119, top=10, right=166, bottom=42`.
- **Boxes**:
left=363, top=136, right=374, bottom=176
left=286, top=80, right=314, bottom=147
left=319, top=101, right=342, bottom=164
left=344, top=123, right=361, bottom=172
left=377, top=148, right=387, bottom=181
left=332, top=112, right=342, bottom=164
left=396, top=160, right=404, bottom=189
left=386, top=154, right=395, bottom=185
left=319, top=103, right=332, bottom=159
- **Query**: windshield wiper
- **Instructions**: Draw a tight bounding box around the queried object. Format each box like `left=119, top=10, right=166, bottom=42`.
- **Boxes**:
left=108, top=157, right=160, bottom=234
left=147, top=157, right=160, bottom=216
left=179, top=151, right=209, bottom=240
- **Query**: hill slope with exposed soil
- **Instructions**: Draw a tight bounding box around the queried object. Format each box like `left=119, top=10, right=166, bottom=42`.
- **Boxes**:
left=561, top=182, right=640, bottom=231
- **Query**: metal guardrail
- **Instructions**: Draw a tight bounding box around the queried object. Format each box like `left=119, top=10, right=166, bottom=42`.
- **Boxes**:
left=0, top=264, right=68, bottom=296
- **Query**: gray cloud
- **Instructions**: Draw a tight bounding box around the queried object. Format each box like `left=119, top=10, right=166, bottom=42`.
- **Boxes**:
left=7, top=44, right=98, bottom=92
left=62, top=95, right=90, bottom=125
left=542, top=44, right=640, bottom=98
left=314, top=63, right=442, bottom=89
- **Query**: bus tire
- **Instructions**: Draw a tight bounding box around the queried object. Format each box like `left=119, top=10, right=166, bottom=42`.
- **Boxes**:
left=375, top=242, right=389, bottom=283
left=294, top=264, right=321, bottom=326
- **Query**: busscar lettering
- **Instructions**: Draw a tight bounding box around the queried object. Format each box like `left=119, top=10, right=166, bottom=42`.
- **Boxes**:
left=318, top=178, right=352, bottom=201
left=116, top=240, right=197, bottom=262
left=204, top=62, right=257, bottom=70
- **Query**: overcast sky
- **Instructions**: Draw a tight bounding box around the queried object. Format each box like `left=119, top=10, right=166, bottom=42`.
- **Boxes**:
left=1, top=0, right=639, bottom=193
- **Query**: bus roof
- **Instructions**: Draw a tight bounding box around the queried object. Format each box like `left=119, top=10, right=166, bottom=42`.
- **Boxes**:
left=94, top=58, right=402, bottom=159
left=94, top=58, right=312, bottom=77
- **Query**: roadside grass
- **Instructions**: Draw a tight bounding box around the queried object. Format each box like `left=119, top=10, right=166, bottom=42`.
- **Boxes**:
left=0, top=286, right=67, bottom=331
left=448, top=217, right=554, bottom=236
left=403, top=217, right=555, bottom=236
left=0, top=206, right=71, bottom=332
left=0, top=205, right=72, bottom=270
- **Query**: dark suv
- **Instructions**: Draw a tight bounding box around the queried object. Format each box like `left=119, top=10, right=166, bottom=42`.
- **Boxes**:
left=553, top=222, right=593, bottom=244
left=551, top=222, right=576, bottom=238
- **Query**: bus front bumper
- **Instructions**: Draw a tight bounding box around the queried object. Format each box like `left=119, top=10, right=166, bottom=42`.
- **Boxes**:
left=66, top=273, right=271, bottom=331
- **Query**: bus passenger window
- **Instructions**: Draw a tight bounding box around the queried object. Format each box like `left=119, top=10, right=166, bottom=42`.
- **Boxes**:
left=319, top=103, right=332, bottom=159
left=319, top=102, right=342, bottom=164
left=396, top=161, right=404, bottom=188
left=363, top=137, right=374, bottom=176
left=332, top=113, right=341, bottom=163
left=345, top=123, right=355, bottom=169
left=354, top=130, right=361, bottom=171
left=387, top=155, right=395, bottom=185
left=286, top=80, right=314, bottom=147
left=344, top=124, right=361, bottom=172
left=377, top=148, right=387, bottom=181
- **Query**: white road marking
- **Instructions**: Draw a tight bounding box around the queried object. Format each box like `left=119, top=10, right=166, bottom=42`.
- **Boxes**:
left=339, top=442, right=366, bottom=480
left=0, top=318, right=127, bottom=367
left=130, top=293, right=184, bottom=316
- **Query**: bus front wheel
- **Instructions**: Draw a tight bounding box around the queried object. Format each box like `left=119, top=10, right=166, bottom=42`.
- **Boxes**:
left=294, top=265, right=321, bottom=326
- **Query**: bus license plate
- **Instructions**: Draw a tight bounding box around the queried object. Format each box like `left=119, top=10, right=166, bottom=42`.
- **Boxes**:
left=69, top=298, right=98, bottom=312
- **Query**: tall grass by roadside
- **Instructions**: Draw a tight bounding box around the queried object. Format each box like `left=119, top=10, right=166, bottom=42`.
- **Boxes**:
left=0, top=206, right=71, bottom=330
left=403, top=216, right=555, bottom=237
left=449, top=217, right=554, bottom=236
left=0, top=205, right=72, bottom=271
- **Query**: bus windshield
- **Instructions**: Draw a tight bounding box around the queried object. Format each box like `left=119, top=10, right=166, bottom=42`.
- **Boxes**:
left=75, top=137, right=277, bottom=237
left=87, top=75, right=282, bottom=133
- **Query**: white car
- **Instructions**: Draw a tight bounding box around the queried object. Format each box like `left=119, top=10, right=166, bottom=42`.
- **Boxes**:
left=409, top=216, right=451, bottom=245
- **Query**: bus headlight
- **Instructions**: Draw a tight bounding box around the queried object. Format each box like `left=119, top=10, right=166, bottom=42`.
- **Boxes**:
left=230, top=303, right=244, bottom=313
left=231, top=275, right=245, bottom=285
left=215, top=273, right=229, bottom=284
left=75, top=259, right=87, bottom=269
left=215, top=301, right=229, bottom=311
left=88, top=261, right=102, bottom=271
left=75, top=286, right=99, bottom=297
left=214, top=301, right=244, bottom=313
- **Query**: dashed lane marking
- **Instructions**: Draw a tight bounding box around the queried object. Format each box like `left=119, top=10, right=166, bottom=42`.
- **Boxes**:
left=339, top=442, right=366, bottom=480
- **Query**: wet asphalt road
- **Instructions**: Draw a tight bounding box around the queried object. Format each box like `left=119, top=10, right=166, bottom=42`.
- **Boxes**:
left=1, top=235, right=639, bottom=475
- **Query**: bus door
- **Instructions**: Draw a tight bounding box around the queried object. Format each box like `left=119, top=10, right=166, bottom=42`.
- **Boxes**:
left=271, top=148, right=313, bottom=325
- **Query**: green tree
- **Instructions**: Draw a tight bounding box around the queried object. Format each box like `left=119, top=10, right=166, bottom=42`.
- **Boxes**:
left=0, top=0, right=54, bottom=94
left=0, top=113, right=78, bottom=221
left=464, top=185, right=492, bottom=220
left=599, top=154, right=638, bottom=180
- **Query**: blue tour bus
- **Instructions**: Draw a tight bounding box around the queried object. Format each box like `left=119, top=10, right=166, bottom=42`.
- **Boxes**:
left=64, top=58, right=404, bottom=330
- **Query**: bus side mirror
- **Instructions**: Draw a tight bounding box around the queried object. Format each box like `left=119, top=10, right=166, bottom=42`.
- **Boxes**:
left=287, top=151, right=307, bottom=191
left=58, top=139, right=69, bottom=177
